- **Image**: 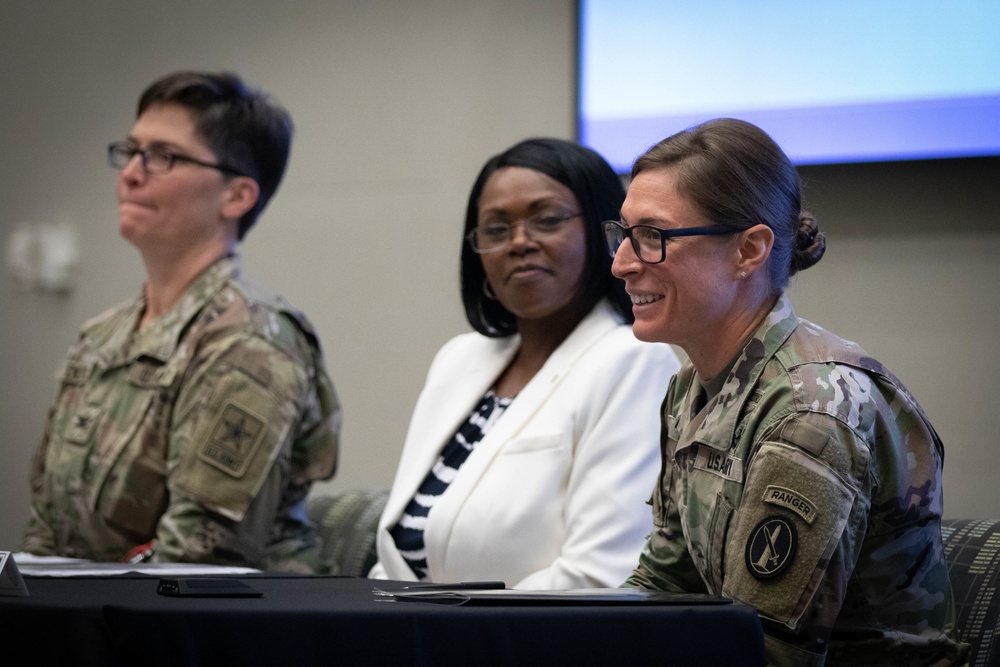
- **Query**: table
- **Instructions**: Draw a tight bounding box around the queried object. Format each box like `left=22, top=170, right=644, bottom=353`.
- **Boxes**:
left=0, top=575, right=765, bottom=666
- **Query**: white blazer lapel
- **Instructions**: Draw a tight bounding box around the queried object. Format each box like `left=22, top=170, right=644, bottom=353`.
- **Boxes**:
left=380, top=334, right=520, bottom=529
left=432, top=301, right=621, bottom=518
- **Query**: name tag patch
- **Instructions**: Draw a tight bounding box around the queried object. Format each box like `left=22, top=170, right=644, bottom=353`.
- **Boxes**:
left=763, top=485, right=817, bottom=525
left=128, top=362, right=176, bottom=389
left=694, top=445, right=743, bottom=482
left=60, top=361, right=93, bottom=386
left=128, top=363, right=159, bottom=388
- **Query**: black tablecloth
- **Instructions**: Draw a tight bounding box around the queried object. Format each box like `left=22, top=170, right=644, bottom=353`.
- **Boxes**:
left=1, top=575, right=765, bottom=666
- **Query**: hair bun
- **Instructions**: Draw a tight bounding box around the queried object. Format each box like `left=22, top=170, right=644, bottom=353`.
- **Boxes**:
left=790, top=212, right=825, bottom=274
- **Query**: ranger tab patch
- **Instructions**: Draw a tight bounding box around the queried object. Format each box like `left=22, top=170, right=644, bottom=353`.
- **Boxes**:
left=745, top=515, right=797, bottom=580
left=200, top=403, right=265, bottom=477
left=763, top=485, right=817, bottom=525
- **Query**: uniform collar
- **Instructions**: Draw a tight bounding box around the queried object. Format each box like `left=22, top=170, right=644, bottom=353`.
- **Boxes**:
left=103, top=255, right=240, bottom=365
left=685, top=294, right=799, bottom=452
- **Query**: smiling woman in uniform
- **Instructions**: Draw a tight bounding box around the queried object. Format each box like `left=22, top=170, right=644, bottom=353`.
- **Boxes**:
left=609, top=118, right=968, bottom=665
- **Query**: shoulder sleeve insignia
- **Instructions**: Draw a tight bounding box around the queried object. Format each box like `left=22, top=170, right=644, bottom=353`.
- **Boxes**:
left=199, top=402, right=266, bottom=477
left=745, top=515, right=797, bottom=580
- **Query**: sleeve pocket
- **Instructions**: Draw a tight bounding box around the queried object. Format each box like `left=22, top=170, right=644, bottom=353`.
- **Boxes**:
left=172, top=371, right=295, bottom=521
left=722, top=441, right=857, bottom=631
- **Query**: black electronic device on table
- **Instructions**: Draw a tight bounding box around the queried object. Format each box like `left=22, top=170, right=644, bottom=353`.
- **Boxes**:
left=157, top=577, right=262, bottom=598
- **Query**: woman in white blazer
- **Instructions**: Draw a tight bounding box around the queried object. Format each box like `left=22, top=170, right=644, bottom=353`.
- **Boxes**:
left=369, top=139, right=680, bottom=589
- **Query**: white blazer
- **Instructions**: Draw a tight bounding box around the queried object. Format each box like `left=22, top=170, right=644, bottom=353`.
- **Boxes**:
left=370, top=301, right=680, bottom=589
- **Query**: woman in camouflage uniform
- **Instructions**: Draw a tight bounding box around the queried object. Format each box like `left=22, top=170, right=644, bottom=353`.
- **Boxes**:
left=605, top=118, right=968, bottom=665
left=19, top=72, right=340, bottom=571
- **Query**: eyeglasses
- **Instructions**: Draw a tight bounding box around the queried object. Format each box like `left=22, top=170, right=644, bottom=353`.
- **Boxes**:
left=467, top=213, right=581, bottom=253
left=107, top=142, right=246, bottom=177
left=602, top=220, right=739, bottom=264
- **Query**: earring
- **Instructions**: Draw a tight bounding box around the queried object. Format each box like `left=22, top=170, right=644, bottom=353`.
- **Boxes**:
left=483, top=278, right=498, bottom=300
left=739, top=271, right=747, bottom=279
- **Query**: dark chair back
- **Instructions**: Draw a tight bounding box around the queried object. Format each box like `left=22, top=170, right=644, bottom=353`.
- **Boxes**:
left=941, top=518, right=1000, bottom=667
left=307, top=488, right=389, bottom=577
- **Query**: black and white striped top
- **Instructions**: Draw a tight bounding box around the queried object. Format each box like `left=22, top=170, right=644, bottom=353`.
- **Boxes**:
left=389, top=389, right=513, bottom=580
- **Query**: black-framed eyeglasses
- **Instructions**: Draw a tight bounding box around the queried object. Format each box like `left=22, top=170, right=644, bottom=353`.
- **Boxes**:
left=107, top=142, right=247, bottom=177
left=467, top=213, right=581, bottom=253
left=602, top=220, right=739, bottom=264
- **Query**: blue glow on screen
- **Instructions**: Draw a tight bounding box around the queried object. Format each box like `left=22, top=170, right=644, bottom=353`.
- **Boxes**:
left=579, top=0, right=1000, bottom=170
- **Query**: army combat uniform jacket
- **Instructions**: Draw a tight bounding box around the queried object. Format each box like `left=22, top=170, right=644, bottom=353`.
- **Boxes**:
left=20, top=256, right=341, bottom=572
left=626, top=295, right=968, bottom=666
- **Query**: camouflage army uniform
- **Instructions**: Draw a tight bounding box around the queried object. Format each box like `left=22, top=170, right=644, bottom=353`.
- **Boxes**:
left=20, top=256, right=341, bottom=572
left=625, top=295, right=969, bottom=666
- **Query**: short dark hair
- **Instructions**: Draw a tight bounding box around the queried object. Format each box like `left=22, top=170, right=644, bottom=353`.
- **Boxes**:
left=461, top=138, right=632, bottom=337
left=137, top=71, right=293, bottom=240
left=633, top=118, right=825, bottom=293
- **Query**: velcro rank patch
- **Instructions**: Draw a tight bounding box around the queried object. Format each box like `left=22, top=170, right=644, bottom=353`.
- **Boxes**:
left=66, top=405, right=101, bottom=444
left=199, top=402, right=266, bottom=477
left=763, top=485, right=817, bottom=525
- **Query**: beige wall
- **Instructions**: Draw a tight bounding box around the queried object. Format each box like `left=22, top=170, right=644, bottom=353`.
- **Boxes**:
left=1, top=0, right=997, bottom=551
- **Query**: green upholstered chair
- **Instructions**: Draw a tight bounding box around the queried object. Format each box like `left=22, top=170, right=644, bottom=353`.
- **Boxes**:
left=306, top=488, right=389, bottom=577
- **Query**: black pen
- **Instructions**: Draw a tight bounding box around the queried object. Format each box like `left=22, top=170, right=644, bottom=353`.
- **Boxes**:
left=400, top=581, right=506, bottom=590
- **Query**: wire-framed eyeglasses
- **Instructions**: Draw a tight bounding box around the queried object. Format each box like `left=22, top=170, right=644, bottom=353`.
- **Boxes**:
left=467, top=213, right=581, bottom=253
left=107, top=142, right=247, bottom=177
left=602, top=220, right=739, bottom=264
